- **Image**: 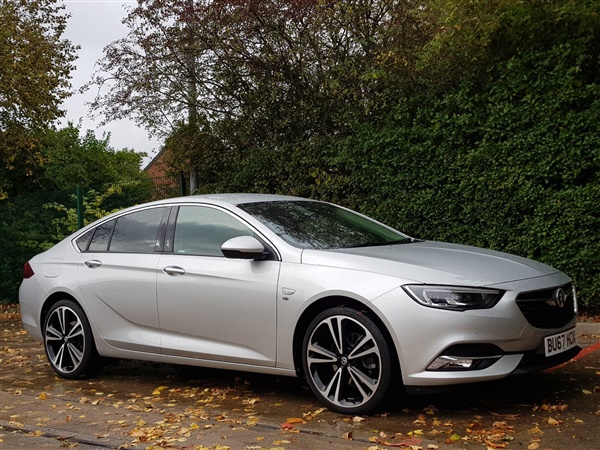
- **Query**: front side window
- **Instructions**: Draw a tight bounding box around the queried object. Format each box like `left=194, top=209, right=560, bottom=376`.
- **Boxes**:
left=173, top=206, right=254, bottom=257
left=239, top=201, right=408, bottom=249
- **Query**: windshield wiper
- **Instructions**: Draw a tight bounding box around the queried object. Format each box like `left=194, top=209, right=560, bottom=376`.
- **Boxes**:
left=345, top=237, right=420, bottom=249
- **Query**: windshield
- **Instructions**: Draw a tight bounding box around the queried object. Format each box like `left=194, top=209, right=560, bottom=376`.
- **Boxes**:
left=239, top=200, right=409, bottom=249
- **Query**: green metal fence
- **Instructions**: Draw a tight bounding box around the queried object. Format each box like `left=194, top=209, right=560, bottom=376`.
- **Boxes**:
left=0, top=176, right=183, bottom=303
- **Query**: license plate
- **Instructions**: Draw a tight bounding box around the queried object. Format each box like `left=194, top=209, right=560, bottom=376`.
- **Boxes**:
left=544, top=328, right=577, bottom=357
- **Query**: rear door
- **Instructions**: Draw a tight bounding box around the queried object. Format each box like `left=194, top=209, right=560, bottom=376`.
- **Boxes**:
left=77, top=206, right=168, bottom=353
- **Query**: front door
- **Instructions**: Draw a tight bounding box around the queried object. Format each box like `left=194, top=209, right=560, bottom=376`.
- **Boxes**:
left=157, top=205, right=280, bottom=366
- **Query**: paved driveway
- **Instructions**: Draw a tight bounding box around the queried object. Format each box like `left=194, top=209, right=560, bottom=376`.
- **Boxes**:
left=1, top=307, right=598, bottom=449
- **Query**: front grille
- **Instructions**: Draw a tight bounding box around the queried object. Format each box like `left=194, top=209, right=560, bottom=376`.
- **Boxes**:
left=516, top=283, right=576, bottom=329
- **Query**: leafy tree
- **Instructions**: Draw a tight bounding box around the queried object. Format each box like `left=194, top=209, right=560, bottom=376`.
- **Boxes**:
left=40, top=123, right=149, bottom=191
left=0, top=122, right=151, bottom=303
left=89, top=0, right=430, bottom=178
left=88, top=0, right=207, bottom=135
left=0, top=0, right=78, bottom=198
left=419, top=0, right=600, bottom=89
left=162, top=119, right=226, bottom=191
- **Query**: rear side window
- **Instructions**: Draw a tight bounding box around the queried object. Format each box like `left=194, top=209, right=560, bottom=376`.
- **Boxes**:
left=81, top=207, right=166, bottom=253
left=88, top=219, right=116, bottom=252
left=75, top=229, right=94, bottom=252
left=109, top=208, right=166, bottom=253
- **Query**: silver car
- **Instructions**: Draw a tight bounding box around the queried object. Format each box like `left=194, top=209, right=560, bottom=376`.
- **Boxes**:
left=19, top=194, right=579, bottom=414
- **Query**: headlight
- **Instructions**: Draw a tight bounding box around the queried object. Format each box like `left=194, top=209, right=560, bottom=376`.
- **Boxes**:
left=403, top=285, right=504, bottom=311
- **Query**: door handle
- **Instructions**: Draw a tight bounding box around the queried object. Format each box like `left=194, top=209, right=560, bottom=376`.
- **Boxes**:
left=163, top=266, right=186, bottom=276
left=84, top=259, right=102, bottom=269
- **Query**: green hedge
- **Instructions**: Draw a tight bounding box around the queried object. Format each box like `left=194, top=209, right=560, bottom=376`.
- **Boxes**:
left=327, top=42, right=599, bottom=312
left=193, top=36, right=599, bottom=312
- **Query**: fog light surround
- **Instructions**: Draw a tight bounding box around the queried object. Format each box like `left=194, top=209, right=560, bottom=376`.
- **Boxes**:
left=427, top=355, right=502, bottom=371
left=427, top=344, right=504, bottom=371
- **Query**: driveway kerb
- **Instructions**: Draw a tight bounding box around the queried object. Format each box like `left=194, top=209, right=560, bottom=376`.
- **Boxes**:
left=0, top=417, right=418, bottom=450
left=576, top=321, right=600, bottom=336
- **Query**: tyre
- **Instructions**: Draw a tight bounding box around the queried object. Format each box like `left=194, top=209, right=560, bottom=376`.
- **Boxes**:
left=43, top=300, right=103, bottom=379
left=302, top=307, right=392, bottom=414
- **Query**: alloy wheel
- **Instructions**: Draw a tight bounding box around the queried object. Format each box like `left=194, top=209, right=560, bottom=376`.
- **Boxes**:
left=305, top=312, right=386, bottom=411
left=44, top=305, right=87, bottom=375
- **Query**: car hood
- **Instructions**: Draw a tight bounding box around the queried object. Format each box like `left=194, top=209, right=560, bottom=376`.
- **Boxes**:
left=301, top=241, right=560, bottom=286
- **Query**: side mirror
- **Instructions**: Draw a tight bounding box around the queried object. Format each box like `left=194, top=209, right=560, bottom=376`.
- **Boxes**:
left=221, top=236, right=267, bottom=260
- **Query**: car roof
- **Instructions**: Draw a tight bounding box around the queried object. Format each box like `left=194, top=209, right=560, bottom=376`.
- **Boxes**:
left=185, top=193, right=309, bottom=205
left=73, top=193, right=316, bottom=236
left=129, top=193, right=314, bottom=211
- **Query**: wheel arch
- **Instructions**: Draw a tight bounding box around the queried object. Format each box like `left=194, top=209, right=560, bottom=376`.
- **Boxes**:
left=292, top=295, right=401, bottom=381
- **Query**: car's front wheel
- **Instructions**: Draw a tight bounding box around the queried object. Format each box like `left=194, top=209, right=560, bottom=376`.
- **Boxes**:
left=43, top=300, right=102, bottom=379
left=302, top=307, right=392, bottom=414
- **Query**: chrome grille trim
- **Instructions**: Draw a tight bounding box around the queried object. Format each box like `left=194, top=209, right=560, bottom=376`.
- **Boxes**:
left=515, top=283, right=576, bottom=329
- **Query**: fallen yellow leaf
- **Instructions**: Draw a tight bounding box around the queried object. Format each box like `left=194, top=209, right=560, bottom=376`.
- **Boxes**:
left=286, top=417, right=305, bottom=424
left=547, top=418, right=560, bottom=426
left=448, top=434, right=462, bottom=442
left=414, top=414, right=427, bottom=425
left=152, top=386, right=169, bottom=395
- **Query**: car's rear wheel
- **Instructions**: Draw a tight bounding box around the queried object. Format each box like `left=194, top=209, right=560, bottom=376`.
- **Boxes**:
left=302, top=307, right=392, bottom=414
left=43, top=300, right=102, bottom=379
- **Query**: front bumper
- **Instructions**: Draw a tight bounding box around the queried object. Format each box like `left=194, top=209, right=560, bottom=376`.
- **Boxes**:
left=404, top=345, right=581, bottom=395
left=371, top=272, right=578, bottom=387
